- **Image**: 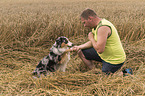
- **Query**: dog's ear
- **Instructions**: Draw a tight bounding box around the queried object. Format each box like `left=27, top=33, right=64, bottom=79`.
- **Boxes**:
left=55, top=39, right=61, bottom=48
left=52, top=41, right=58, bottom=48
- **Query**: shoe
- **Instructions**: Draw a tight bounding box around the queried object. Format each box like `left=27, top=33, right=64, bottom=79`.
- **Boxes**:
left=122, top=68, right=133, bottom=76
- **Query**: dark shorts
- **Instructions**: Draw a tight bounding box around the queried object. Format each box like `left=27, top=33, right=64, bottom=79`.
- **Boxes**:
left=82, top=48, right=124, bottom=74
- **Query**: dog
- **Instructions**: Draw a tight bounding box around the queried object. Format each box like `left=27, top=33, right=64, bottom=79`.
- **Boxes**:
left=32, top=36, right=74, bottom=77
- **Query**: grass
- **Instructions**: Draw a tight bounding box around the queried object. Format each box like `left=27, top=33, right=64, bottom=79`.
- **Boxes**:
left=0, top=0, right=145, bottom=95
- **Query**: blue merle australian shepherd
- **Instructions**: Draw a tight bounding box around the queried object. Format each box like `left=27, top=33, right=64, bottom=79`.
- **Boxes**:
left=32, top=36, right=74, bottom=77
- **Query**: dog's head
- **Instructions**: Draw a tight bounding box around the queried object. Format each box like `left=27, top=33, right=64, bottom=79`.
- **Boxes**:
left=53, top=36, right=74, bottom=48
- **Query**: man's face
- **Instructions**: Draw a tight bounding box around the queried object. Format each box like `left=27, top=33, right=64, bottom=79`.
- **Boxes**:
left=81, top=17, right=93, bottom=29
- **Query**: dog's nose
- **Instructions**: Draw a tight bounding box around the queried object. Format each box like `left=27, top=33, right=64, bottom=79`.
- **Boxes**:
left=72, top=44, right=74, bottom=46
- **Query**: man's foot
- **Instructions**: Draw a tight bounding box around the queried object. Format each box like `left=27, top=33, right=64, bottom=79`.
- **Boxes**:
left=122, top=68, right=133, bottom=76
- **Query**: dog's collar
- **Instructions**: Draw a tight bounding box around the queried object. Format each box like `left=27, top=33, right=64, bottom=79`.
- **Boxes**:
left=57, top=48, right=63, bottom=53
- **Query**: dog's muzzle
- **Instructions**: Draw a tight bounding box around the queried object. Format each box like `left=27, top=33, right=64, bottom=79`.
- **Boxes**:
left=68, top=44, right=74, bottom=48
left=67, top=42, right=74, bottom=47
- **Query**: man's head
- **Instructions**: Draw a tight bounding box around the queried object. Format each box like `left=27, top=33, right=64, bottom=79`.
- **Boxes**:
left=80, top=9, right=98, bottom=28
left=81, top=8, right=97, bottom=20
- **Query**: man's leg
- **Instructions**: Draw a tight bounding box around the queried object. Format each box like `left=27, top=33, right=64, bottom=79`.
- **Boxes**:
left=77, top=48, right=102, bottom=70
left=78, top=50, right=95, bottom=70
left=102, top=60, right=124, bottom=75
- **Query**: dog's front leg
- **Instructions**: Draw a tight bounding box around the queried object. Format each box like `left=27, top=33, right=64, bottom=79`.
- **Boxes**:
left=59, top=52, right=71, bottom=72
left=59, top=53, right=68, bottom=65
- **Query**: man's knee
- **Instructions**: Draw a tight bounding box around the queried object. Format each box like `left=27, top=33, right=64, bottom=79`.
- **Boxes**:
left=77, top=50, right=85, bottom=58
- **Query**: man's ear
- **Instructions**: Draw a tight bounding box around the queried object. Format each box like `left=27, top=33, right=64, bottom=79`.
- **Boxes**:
left=88, top=16, right=93, bottom=21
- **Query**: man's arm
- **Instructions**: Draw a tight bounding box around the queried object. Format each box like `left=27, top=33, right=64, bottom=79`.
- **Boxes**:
left=89, top=26, right=111, bottom=54
left=78, top=41, right=92, bottom=49
left=73, top=41, right=93, bottom=51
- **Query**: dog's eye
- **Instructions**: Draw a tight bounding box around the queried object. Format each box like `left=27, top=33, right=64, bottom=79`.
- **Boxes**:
left=64, top=40, right=68, bottom=44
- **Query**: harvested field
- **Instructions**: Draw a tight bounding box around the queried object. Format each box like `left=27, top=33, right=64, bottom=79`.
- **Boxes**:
left=0, top=0, right=145, bottom=95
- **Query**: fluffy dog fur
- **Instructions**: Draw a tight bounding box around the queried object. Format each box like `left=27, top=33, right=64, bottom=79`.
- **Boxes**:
left=32, top=36, right=74, bottom=77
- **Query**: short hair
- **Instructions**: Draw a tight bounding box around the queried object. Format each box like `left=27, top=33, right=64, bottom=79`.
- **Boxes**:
left=81, top=9, right=97, bottom=19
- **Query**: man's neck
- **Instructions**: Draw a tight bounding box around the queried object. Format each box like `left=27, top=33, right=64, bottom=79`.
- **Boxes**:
left=96, top=17, right=102, bottom=25
left=93, top=17, right=102, bottom=29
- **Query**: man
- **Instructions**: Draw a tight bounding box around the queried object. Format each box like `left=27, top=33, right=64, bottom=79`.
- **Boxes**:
left=73, top=9, right=126, bottom=75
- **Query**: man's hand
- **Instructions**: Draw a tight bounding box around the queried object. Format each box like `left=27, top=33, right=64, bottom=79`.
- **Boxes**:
left=71, top=46, right=80, bottom=52
left=88, top=32, right=94, bottom=41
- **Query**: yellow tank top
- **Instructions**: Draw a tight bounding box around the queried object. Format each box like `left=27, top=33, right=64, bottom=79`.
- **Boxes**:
left=92, top=19, right=126, bottom=64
